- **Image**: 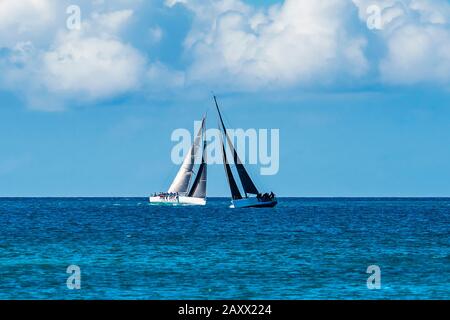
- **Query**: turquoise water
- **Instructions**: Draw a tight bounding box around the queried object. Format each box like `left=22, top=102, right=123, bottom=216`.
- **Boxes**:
left=0, top=198, right=448, bottom=300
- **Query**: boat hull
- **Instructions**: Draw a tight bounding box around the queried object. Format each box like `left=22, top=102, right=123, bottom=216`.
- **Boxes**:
left=230, top=197, right=278, bottom=209
left=149, top=196, right=206, bottom=206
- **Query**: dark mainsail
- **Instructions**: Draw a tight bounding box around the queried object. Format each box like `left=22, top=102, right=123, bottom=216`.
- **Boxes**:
left=220, top=131, right=243, bottom=200
left=188, top=139, right=207, bottom=199
left=214, top=96, right=259, bottom=196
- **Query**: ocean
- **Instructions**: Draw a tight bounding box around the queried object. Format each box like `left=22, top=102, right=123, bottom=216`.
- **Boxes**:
left=0, top=198, right=448, bottom=300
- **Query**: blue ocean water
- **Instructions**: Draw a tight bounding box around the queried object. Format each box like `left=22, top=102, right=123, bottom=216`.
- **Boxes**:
left=0, top=198, right=448, bottom=300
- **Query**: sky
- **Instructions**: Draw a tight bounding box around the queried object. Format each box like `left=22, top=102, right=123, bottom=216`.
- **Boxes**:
left=1, top=0, right=450, bottom=197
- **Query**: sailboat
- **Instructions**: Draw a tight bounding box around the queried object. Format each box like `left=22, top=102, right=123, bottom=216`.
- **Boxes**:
left=149, top=116, right=208, bottom=206
left=214, top=96, right=278, bottom=209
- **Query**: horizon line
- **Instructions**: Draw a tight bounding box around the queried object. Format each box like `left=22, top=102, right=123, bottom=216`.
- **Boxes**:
left=1, top=196, right=449, bottom=199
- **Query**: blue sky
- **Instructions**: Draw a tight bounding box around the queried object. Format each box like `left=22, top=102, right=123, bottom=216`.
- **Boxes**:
left=1, top=0, right=450, bottom=197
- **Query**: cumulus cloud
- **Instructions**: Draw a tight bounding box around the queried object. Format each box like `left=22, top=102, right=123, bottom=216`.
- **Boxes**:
left=0, top=1, right=184, bottom=110
left=1, top=0, right=450, bottom=110
left=171, top=0, right=369, bottom=91
left=42, top=32, right=146, bottom=100
left=0, top=0, right=57, bottom=47
left=0, top=7, right=146, bottom=110
left=353, top=0, right=450, bottom=86
left=380, top=24, right=450, bottom=85
left=40, top=10, right=146, bottom=101
left=410, top=0, right=450, bottom=24
left=90, top=9, right=134, bottom=35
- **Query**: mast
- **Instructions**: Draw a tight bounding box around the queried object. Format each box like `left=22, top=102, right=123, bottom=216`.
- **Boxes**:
left=214, top=96, right=259, bottom=197
left=220, top=125, right=243, bottom=200
left=168, top=116, right=205, bottom=195
left=188, top=127, right=207, bottom=199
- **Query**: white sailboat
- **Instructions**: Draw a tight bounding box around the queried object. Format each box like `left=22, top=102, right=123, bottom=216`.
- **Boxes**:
left=214, top=96, right=278, bottom=209
left=149, top=116, right=208, bottom=206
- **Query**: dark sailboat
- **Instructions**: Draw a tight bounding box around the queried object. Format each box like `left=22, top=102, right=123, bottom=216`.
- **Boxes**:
left=215, top=96, right=278, bottom=208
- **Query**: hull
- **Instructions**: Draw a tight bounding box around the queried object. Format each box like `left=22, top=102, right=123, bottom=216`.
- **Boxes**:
left=149, top=196, right=206, bottom=206
left=230, top=197, right=278, bottom=209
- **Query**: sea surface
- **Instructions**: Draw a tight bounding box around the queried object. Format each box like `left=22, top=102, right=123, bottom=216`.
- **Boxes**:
left=0, top=198, right=448, bottom=300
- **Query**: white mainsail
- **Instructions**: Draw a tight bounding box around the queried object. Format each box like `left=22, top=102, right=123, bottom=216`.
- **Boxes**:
left=167, top=118, right=205, bottom=194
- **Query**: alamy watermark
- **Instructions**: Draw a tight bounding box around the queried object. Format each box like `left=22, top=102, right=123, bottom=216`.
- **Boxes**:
left=66, top=265, right=81, bottom=290
left=367, top=265, right=381, bottom=290
left=66, top=5, right=81, bottom=30
left=172, top=121, right=280, bottom=176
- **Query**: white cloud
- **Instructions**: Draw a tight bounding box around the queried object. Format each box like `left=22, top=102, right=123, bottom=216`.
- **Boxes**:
left=0, top=0, right=57, bottom=47
left=2, top=0, right=450, bottom=110
left=0, top=2, right=185, bottom=110
left=0, top=8, right=147, bottom=110
left=353, top=0, right=450, bottom=86
left=33, top=9, right=147, bottom=102
left=410, top=0, right=450, bottom=24
left=380, top=24, right=450, bottom=85
left=42, top=32, right=146, bottom=100
left=90, top=9, right=134, bottom=35
left=165, top=0, right=187, bottom=8
left=171, top=0, right=369, bottom=91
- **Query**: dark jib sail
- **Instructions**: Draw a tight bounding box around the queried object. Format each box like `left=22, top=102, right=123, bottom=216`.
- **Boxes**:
left=220, top=131, right=243, bottom=200
left=188, top=139, right=207, bottom=199
left=214, top=96, right=259, bottom=196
